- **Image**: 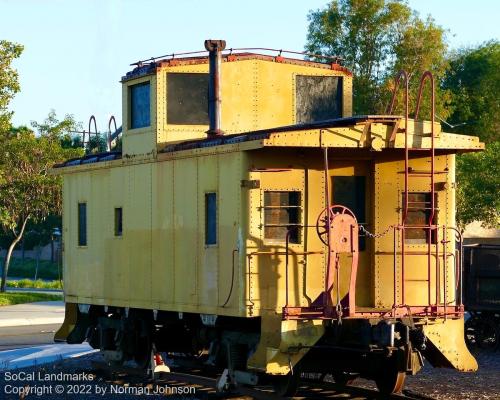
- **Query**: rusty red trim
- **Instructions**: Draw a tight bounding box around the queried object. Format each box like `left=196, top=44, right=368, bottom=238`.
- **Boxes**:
left=143, top=53, right=353, bottom=73
left=330, top=63, right=353, bottom=76
left=283, top=305, right=464, bottom=320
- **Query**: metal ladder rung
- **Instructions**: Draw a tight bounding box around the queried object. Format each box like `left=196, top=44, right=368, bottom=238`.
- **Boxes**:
left=408, top=169, right=446, bottom=175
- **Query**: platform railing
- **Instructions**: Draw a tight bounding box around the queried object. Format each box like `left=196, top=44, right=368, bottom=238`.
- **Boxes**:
left=244, top=221, right=464, bottom=321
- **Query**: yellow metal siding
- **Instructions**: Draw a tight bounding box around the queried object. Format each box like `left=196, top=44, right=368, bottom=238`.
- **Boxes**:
left=245, top=150, right=373, bottom=315
left=217, top=152, right=245, bottom=311
left=151, top=161, right=175, bottom=306
left=105, top=167, right=129, bottom=303
left=374, top=154, right=455, bottom=308
left=197, top=156, right=219, bottom=307
left=173, top=157, right=198, bottom=305
left=126, top=164, right=153, bottom=307
left=64, top=150, right=247, bottom=316
left=63, top=143, right=463, bottom=319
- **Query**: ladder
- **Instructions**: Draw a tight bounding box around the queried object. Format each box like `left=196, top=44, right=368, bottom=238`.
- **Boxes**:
left=388, top=71, right=439, bottom=310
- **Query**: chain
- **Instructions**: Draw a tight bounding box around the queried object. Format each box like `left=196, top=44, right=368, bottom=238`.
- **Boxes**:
left=359, top=224, right=394, bottom=238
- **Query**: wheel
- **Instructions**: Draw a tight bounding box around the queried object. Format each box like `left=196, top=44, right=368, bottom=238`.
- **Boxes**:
left=332, top=371, right=357, bottom=386
left=272, top=372, right=301, bottom=397
left=464, top=316, right=478, bottom=349
left=375, top=369, right=406, bottom=394
left=476, top=317, right=499, bottom=350
left=315, top=205, right=357, bottom=246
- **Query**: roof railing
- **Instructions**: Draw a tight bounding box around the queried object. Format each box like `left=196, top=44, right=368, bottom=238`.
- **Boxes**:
left=130, top=47, right=343, bottom=67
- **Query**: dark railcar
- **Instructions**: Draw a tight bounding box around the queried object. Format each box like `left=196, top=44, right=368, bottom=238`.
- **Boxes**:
left=464, top=244, right=500, bottom=350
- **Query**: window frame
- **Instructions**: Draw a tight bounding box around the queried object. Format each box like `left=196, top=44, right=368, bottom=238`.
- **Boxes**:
left=77, top=202, right=87, bottom=247
left=166, top=72, right=210, bottom=125
left=114, top=207, right=123, bottom=237
left=128, top=80, right=151, bottom=130
left=402, top=192, right=438, bottom=245
left=262, top=190, right=302, bottom=244
left=295, top=74, right=343, bottom=123
left=205, top=192, right=218, bottom=246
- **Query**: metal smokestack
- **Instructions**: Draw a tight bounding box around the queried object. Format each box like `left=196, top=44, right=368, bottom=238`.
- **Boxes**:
left=204, top=39, right=226, bottom=136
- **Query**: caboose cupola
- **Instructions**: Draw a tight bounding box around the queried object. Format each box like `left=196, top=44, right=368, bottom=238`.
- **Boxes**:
left=119, top=40, right=352, bottom=156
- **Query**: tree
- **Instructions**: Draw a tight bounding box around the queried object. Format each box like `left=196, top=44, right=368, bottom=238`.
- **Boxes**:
left=0, top=41, right=23, bottom=134
left=305, top=0, right=449, bottom=117
left=0, top=128, right=82, bottom=291
left=31, top=109, right=83, bottom=148
left=456, top=142, right=500, bottom=230
left=442, top=41, right=500, bottom=229
left=442, top=41, right=500, bottom=143
left=31, top=109, right=110, bottom=153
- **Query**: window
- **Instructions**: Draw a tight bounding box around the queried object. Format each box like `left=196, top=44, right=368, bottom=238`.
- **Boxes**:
left=114, top=208, right=123, bottom=237
left=263, top=191, right=301, bottom=243
left=129, top=82, right=150, bottom=129
left=295, top=75, right=343, bottom=123
left=205, top=193, right=217, bottom=245
left=78, top=203, right=87, bottom=246
left=167, top=73, right=209, bottom=125
left=332, top=176, right=366, bottom=250
left=403, top=192, right=437, bottom=244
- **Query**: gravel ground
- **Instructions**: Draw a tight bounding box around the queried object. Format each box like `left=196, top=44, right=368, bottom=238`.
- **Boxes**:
left=0, top=349, right=498, bottom=399
left=353, top=349, right=500, bottom=400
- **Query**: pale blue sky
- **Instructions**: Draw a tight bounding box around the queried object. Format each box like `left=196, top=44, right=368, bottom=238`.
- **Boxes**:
left=1, top=0, right=499, bottom=131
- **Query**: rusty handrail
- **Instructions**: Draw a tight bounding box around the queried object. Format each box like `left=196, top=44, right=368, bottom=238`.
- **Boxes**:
left=83, top=115, right=98, bottom=147
left=221, top=249, right=238, bottom=308
left=386, top=70, right=409, bottom=116
left=108, top=115, right=117, bottom=151
left=131, top=47, right=343, bottom=67
left=415, top=72, right=436, bottom=310
left=386, top=71, right=410, bottom=223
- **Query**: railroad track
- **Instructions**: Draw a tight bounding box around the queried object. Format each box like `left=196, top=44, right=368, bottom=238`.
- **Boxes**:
left=91, top=360, right=436, bottom=400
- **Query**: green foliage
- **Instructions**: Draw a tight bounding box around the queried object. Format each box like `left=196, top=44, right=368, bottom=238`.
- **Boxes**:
left=31, top=110, right=110, bottom=153
left=387, top=15, right=450, bottom=119
left=305, top=0, right=449, bottom=116
left=0, top=40, right=23, bottom=134
left=0, top=126, right=81, bottom=291
left=442, top=41, right=500, bottom=143
left=31, top=109, right=83, bottom=148
left=6, top=279, right=62, bottom=289
left=456, top=141, right=500, bottom=230
left=0, top=215, right=61, bottom=250
left=0, top=129, right=82, bottom=230
left=87, top=134, right=108, bottom=154
left=442, top=42, right=500, bottom=229
left=0, top=292, right=62, bottom=306
left=4, top=258, right=61, bottom=280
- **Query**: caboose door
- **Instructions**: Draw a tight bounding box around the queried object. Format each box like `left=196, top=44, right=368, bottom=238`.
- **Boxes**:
left=247, top=167, right=307, bottom=313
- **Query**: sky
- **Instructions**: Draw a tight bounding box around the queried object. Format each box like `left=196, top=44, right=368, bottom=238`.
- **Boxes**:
left=1, top=0, right=499, bottom=131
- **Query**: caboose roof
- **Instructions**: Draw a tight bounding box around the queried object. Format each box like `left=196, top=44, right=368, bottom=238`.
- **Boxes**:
left=122, top=52, right=351, bottom=82
left=158, top=115, right=484, bottom=154
left=53, top=115, right=484, bottom=172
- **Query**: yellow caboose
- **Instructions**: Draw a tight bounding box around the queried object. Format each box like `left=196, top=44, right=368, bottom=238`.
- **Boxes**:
left=54, top=40, right=482, bottom=395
